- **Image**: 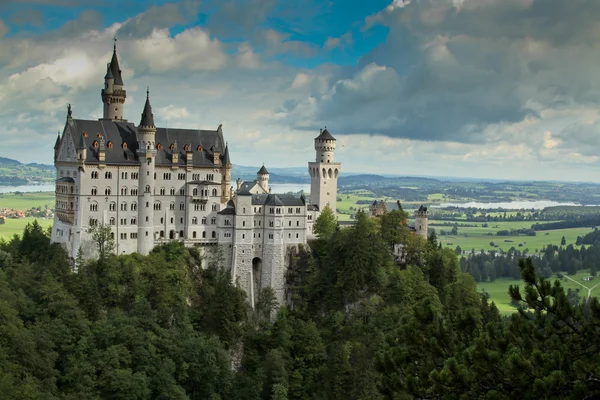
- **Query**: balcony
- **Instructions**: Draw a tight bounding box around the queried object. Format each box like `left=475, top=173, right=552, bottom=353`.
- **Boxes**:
left=191, top=194, right=209, bottom=203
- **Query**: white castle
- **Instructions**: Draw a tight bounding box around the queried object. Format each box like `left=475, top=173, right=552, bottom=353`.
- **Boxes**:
left=51, top=43, right=341, bottom=304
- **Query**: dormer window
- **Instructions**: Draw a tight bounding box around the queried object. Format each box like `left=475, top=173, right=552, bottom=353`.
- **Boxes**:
left=157, top=143, right=163, bottom=150
left=107, top=141, right=113, bottom=149
left=169, top=144, right=175, bottom=151
left=93, top=140, right=99, bottom=148
left=122, top=142, right=127, bottom=149
left=83, top=131, right=88, bottom=137
left=184, top=144, right=190, bottom=151
left=197, top=145, right=202, bottom=152
left=97, top=133, right=102, bottom=138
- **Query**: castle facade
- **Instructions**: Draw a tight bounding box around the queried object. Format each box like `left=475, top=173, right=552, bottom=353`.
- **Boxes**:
left=51, top=44, right=340, bottom=303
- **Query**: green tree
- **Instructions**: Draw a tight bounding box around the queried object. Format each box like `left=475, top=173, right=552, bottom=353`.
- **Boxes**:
left=561, top=235, right=566, bottom=246
left=313, top=206, right=337, bottom=240
left=87, top=223, right=115, bottom=259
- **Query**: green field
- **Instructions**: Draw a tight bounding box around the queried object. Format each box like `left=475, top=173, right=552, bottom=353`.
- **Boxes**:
left=439, top=226, right=592, bottom=254
left=0, top=192, right=55, bottom=210
left=0, top=217, right=54, bottom=240
left=478, top=269, right=600, bottom=315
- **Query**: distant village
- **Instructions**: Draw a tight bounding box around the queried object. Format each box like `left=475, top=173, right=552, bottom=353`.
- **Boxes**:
left=0, top=206, right=53, bottom=224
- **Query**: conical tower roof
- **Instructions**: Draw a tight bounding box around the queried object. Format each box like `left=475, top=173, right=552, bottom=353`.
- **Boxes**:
left=258, top=165, right=269, bottom=175
left=223, top=143, right=231, bottom=165
left=54, top=132, right=61, bottom=150
left=109, top=42, right=124, bottom=86
left=139, top=88, right=155, bottom=128
left=76, top=133, right=86, bottom=150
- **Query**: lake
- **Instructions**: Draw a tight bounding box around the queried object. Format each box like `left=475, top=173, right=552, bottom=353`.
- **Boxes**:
left=0, top=183, right=311, bottom=195
left=432, top=200, right=582, bottom=210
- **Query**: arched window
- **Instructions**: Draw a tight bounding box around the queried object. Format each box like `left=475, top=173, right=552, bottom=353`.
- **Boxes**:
left=170, top=188, right=176, bottom=195
left=109, top=202, right=116, bottom=211
left=193, top=188, right=198, bottom=196
left=107, top=141, right=113, bottom=149
left=109, top=217, right=115, bottom=225
left=89, top=202, right=98, bottom=211
left=212, top=188, right=217, bottom=196
left=192, top=217, right=198, bottom=224
left=211, top=231, right=216, bottom=238
left=120, top=202, right=127, bottom=211
left=131, top=217, right=137, bottom=225
left=91, top=187, right=98, bottom=195
left=130, top=202, right=137, bottom=211
left=197, top=145, right=202, bottom=152
left=193, top=231, right=197, bottom=238
left=157, top=143, right=163, bottom=150
left=105, top=187, right=111, bottom=195
left=160, top=188, right=165, bottom=195
left=145, top=185, right=150, bottom=193
left=121, top=187, right=128, bottom=195
left=201, top=217, right=207, bottom=224
left=202, top=231, right=206, bottom=238
left=93, top=140, right=98, bottom=148
left=105, top=171, right=112, bottom=179
left=211, top=217, right=216, bottom=224
left=122, top=142, right=128, bottom=149
left=154, top=202, right=162, bottom=211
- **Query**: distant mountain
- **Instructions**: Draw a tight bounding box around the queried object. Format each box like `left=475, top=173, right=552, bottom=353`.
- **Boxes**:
left=0, top=157, right=22, bottom=166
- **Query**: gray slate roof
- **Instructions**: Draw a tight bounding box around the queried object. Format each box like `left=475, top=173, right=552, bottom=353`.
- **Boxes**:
left=64, top=119, right=226, bottom=167
left=315, top=128, right=335, bottom=141
left=257, top=165, right=269, bottom=175
left=56, top=177, right=75, bottom=183
left=251, top=193, right=305, bottom=206
left=139, top=93, right=155, bottom=127
left=109, top=47, right=124, bottom=86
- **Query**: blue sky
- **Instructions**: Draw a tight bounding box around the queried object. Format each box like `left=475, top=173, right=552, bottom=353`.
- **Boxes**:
left=1, top=0, right=600, bottom=182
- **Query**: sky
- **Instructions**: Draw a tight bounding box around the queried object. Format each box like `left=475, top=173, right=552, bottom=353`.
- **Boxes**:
left=1, top=0, right=600, bottom=182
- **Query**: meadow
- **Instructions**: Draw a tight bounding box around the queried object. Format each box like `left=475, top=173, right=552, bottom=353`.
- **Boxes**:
left=478, top=269, right=600, bottom=315
left=0, top=191, right=55, bottom=210
left=0, top=217, right=54, bottom=240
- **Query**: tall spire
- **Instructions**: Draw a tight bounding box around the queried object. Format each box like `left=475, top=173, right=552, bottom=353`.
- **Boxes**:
left=109, top=37, right=124, bottom=86
left=223, top=142, right=231, bottom=165
left=54, top=131, right=61, bottom=150
left=140, top=87, right=155, bottom=127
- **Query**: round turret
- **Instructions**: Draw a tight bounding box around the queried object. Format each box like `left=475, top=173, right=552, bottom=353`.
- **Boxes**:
left=314, top=128, right=336, bottom=163
left=257, top=165, right=269, bottom=192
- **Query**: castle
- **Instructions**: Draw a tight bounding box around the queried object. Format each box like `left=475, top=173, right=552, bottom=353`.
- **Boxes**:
left=51, top=43, right=341, bottom=304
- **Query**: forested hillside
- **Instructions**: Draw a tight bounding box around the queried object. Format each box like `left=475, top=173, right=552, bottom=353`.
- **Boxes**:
left=1, top=216, right=600, bottom=399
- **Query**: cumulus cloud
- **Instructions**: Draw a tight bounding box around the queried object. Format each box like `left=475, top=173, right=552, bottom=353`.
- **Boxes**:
left=116, top=1, right=200, bottom=39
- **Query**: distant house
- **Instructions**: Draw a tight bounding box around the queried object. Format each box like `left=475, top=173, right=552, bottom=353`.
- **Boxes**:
left=584, top=276, right=594, bottom=282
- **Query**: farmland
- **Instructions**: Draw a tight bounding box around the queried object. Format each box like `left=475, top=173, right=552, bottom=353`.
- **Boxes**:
left=478, top=269, right=600, bottom=315
left=0, top=217, right=53, bottom=240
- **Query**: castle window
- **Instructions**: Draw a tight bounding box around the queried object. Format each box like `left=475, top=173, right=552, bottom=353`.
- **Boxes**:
left=163, top=173, right=171, bottom=180
left=288, top=208, right=292, bottom=213
left=91, top=171, right=99, bottom=179
left=154, top=202, right=162, bottom=211
left=83, top=131, right=88, bottom=137
left=192, top=173, right=200, bottom=180
left=297, top=221, right=300, bottom=227
left=120, top=202, right=127, bottom=211
left=89, top=218, right=98, bottom=226
left=242, top=234, right=245, bottom=239
left=160, top=218, right=164, bottom=223
left=179, top=230, right=184, bottom=238
left=154, top=173, right=157, bottom=179
left=179, top=203, right=185, bottom=210
left=105, top=171, right=112, bottom=179
left=202, top=217, right=207, bottom=224
left=109, top=202, right=116, bottom=211
left=131, top=188, right=138, bottom=196
left=105, top=187, right=111, bottom=195
left=212, top=188, right=217, bottom=196
left=296, top=233, right=299, bottom=239
left=269, top=234, right=273, bottom=239
left=170, top=188, right=175, bottom=195
left=107, top=141, right=113, bottom=149
left=93, top=141, right=98, bottom=148
left=97, top=133, right=102, bottom=138
left=270, top=208, right=274, bottom=214
left=170, top=218, right=174, bottom=224
left=120, top=218, right=127, bottom=225
left=225, top=219, right=231, bottom=226
left=109, top=217, right=115, bottom=225
left=242, top=221, right=245, bottom=227
left=131, top=202, right=137, bottom=211
left=121, top=187, right=128, bottom=196
left=178, top=173, right=185, bottom=180
left=121, top=172, right=127, bottom=179
left=207, top=174, right=214, bottom=181
left=160, top=231, right=164, bottom=238
left=211, top=217, right=216, bottom=224
left=289, top=221, right=291, bottom=227
left=131, top=172, right=138, bottom=179
left=192, top=217, right=198, bottom=224
left=269, top=221, right=274, bottom=227
left=131, top=218, right=137, bottom=225
left=145, top=185, right=150, bottom=193
left=193, top=188, right=198, bottom=196
left=157, top=143, right=163, bottom=150
left=212, top=231, right=216, bottom=238
left=170, top=202, right=175, bottom=210
left=197, top=145, right=202, bottom=152
left=308, top=215, right=312, bottom=220
left=193, top=231, right=197, bottom=238
left=179, top=188, right=185, bottom=195
left=296, top=208, right=301, bottom=213
left=160, top=188, right=165, bottom=195
left=184, top=144, right=190, bottom=151
left=122, top=142, right=127, bottom=149
left=130, top=233, right=137, bottom=239
left=212, top=204, right=218, bottom=211
left=89, top=202, right=98, bottom=211
left=91, top=187, right=98, bottom=195
left=180, top=218, right=183, bottom=223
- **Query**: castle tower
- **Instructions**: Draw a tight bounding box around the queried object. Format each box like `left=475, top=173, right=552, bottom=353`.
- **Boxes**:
left=308, top=128, right=341, bottom=214
left=414, top=205, right=429, bottom=239
left=221, top=143, right=232, bottom=202
left=257, top=165, right=269, bottom=192
left=137, top=88, right=157, bottom=255
left=101, top=41, right=127, bottom=121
